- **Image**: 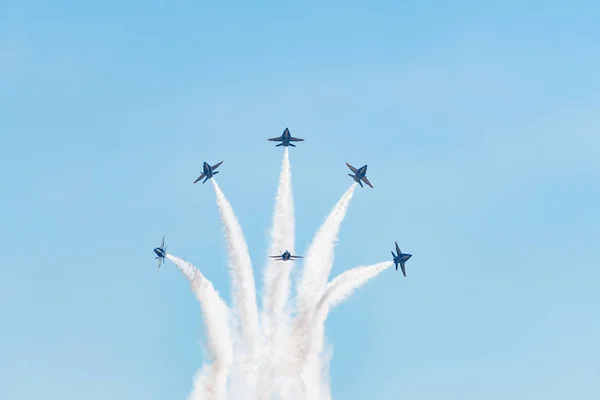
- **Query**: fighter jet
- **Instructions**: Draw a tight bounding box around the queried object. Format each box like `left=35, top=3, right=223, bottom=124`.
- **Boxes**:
left=268, top=128, right=304, bottom=147
left=269, top=250, right=303, bottom=261
left=346, top=162, right=374, bottom=188
left=153, top=235, right=167, bottom=271
left=391, top=241, right=412, bottom=277
left=193, top=161, right=223, bottom=184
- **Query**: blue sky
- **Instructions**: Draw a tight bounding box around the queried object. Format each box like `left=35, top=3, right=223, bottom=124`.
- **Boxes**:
left=1, top=1, right=599, bottom=399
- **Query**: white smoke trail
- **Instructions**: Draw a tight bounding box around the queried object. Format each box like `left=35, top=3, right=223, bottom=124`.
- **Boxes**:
left=318, top=261, right=394, bottom=313
left=295, top=183, right=357, bottom=320
left=211, top=180, right=261, bottom=359
left=285, top=183, right=357, bottom=393
left=262, top=147, right=295, bottom=327
left=163, top=161, right=395, bottom=399
left=166, top=254, right=233, bottom=400
left=258, top=148, right=296, bottom=399
left=299, top=261, right=394, bottom=398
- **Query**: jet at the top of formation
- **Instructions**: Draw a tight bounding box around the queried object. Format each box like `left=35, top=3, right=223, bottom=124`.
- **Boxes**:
left=194, top=161, right=223, bottom=184
left=346, top=162, right=374, bottom=188
left=154, top=235, right=167, bottom=271
left=269, top=250, right=303, bottom=261
left=267, top=128, right=304, bottom=147
left=391, top=241, right=412, bottom=277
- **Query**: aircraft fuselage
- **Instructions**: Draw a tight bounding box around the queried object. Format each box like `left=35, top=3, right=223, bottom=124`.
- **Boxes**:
left=203, top=162, right=214, bottom=178
left=354, top=165, right=368, bottom=181
left=394, top=253, right=411, bottom=264
left=280, top=129, right=293, bottom=146
left=349, top=165, right=368, bottom=183
left=154, top=248, right=166, bottom=258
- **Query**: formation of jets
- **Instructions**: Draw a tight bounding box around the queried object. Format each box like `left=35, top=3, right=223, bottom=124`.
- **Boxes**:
left=155, top=127, right=415, bottom=276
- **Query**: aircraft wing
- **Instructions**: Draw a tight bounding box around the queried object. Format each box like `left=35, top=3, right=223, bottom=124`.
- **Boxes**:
left=157, top=257, right=162, bottom=270
left=194, top=173, right=206, bottom=184
left=395, top=241, right=401, bottom=255
left=400, top=262, right=406, bottom=277
left=361, top=176, right=374, bottom=188
left=211, top=161, right=223, bottom=170
left=346, top=162, right=358, bottom=173
left=290, top=137, right=304, bottom=142
left=160, top=236, right=165, bottom=249
left=268, top=255, right=282, bottom=259
left=290, top=255, right=303, bottom=258
left=268, top=137, right=283, bottom=142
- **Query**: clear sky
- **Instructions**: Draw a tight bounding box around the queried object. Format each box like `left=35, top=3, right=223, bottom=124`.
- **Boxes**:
left=1, top=1, right=599, bottom=399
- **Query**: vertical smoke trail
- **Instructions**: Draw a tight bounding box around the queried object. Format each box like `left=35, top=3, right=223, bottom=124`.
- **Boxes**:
left=258, top=148, right=296, bottom=399
left=211, top=180, right=261, bottom=359
left=295, top=183, right=357, bottom=316
left=262, top=147, right=295, bottom=327
left=166, top=254, right=233, bottom=400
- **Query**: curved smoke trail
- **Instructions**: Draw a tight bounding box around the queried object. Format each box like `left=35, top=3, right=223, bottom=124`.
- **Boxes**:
left=318, top=261, right=394, bottom=313
left=292, top=262, right=393, bottom=382
left=211, top=180, right=261, bottom=359
left=166, top=254, right=233, bottom=400
left=293, top=183, right=358, bottom=369
left=300, top=261, right=394, bottom=399
left=295, top=183, right=358, bottom=317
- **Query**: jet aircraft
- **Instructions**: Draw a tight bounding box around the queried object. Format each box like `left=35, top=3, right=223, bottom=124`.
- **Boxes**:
left=269, top=250, right=303, bottom=261
left=391, top=241, right=412, bottom=277
left=154, top=235, right=167, bottom=271
left=193, top=161, right=223, bottom=184
left=267, top=128, right=304, bottom=147
left=346, top=162, right=374, bottom=188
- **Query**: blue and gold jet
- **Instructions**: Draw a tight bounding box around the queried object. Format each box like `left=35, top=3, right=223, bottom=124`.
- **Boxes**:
left=269, top=250, right=303, bottom=261
left=268, top=128, right=304, bottom=147
left=193, top=161, right=223, bottom=184
left=391, top=241, right=412, bottom=277
left=346, top=162, right=374, bottom=188
left=153, top=235, right=167, bottom=271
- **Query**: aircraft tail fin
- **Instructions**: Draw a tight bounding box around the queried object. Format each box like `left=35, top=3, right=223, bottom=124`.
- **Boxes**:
left=289, top=143, right=296, bottom=147
left=276, top=143, right=284, bottom=147
left=213, top=171, right=219, bottom=175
